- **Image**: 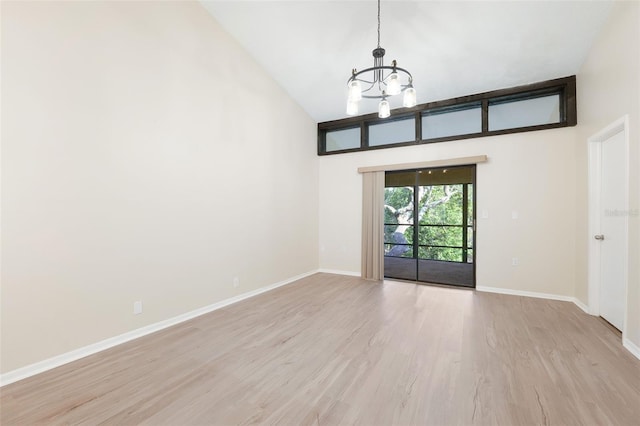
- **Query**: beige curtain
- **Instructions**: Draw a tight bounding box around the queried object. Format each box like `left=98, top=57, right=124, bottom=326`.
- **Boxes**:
left=361, top=171, right=385, bottom=281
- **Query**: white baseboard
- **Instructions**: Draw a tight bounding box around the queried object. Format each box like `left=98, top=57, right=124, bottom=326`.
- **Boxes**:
left=623, top=338, right=640, bottom=360
left=317, top=268, right=360, bottom=277
left=476, top=285, right=575, bottom=302
left=476, top=285, right=591, bottom=314
left=0, top=269, right=319, bottom=387
left=572, top=298, right=590, bottom=314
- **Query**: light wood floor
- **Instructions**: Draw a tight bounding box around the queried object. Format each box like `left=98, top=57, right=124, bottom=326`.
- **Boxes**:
left=2, top=273, right=639, bottom=425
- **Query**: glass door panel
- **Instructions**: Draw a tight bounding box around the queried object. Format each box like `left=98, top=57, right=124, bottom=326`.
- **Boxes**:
left=384, top=177, right=417, bottom=281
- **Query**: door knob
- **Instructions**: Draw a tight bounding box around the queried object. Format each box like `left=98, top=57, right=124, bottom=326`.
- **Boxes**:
left=594, top=234, right=605, bottom=240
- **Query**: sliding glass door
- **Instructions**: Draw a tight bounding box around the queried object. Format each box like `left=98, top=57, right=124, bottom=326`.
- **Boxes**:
left=384, top=166, right=476, bottom=287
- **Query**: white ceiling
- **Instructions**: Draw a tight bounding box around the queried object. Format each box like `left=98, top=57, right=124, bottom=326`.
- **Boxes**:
left=201, top=1, right=613, bottom=123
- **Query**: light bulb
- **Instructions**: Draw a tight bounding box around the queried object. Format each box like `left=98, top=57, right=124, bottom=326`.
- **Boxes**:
left=403, top=86, right=417, bottom=108
left=378, top=99, right=390, bottom=118
left=346, top=100, right=359, bottom=116
left=386, top=72, right=401, bottom=95
left=347, top=80, right=362, bottom=101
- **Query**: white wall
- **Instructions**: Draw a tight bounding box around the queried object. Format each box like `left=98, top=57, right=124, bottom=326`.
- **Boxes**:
left=575, top=1, right=640, bottom=349
left=319, top=127, right=578, bottom=297
left=0, top=1, right=318, bottom=374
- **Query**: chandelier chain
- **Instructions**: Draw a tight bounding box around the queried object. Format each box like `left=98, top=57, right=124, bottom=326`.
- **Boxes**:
left=377, top=0, right=381, bottom=48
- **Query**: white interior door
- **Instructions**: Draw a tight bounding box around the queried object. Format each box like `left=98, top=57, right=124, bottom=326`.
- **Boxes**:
left=597, top=130, right=626, bottom=330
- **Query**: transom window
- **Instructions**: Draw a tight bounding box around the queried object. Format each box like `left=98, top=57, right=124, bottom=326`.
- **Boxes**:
left=318, top=76, right=576, bottom=155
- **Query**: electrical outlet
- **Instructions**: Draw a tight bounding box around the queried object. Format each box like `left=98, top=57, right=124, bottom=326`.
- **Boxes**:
left=233, top=277, right=239, bottom=288
left=133, top=301, right=143, bottom=315
left=512, top=210, right=519, bottom=219
left=512, top=257, right=519, bottom=266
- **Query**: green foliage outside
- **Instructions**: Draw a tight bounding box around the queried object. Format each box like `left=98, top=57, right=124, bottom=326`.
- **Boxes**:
left=384, top=184, right=473, bottom=262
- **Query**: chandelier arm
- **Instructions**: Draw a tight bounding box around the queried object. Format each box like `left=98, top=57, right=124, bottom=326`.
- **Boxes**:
left=359, top=81, right=377, bottom=93
left=360, top=84, right=415, bottom=99
left=347, top=65, right=413, bottom=84
left=362, top=86, right=390, bottom=95
left=356, top=78, right=377, bottom=85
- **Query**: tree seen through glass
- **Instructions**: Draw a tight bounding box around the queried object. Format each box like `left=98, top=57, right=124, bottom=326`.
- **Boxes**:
left=384, top=184, right=473, bottom=262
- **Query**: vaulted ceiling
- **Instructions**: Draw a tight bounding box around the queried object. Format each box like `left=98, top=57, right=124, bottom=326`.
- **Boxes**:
left=201, top=1, right=613, bottom=123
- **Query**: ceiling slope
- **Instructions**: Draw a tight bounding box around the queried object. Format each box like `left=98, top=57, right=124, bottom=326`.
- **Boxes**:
left=201, top=1, right=613, bottom=122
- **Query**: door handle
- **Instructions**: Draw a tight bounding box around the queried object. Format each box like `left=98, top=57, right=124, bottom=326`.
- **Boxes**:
left=595, top=234, right=605, bottom=240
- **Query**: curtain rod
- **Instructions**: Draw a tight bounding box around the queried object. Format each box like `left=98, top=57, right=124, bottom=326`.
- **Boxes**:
left=357, top=155, right=488, bottom=174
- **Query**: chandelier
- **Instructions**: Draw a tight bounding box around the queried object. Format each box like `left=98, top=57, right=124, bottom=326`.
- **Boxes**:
left=346, top=0, right=417, bottom=118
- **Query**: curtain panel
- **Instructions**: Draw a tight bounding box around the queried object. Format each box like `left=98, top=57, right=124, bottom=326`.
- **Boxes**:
left=361, top=171, right=385, bottom=280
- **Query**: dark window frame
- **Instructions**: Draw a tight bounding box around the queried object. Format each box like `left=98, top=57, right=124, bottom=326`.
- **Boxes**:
left=318, top=75, right=576, bottom=156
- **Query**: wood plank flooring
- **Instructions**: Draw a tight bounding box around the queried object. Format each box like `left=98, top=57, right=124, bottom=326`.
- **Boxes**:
left=2, top=273, right=639, bottom=425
